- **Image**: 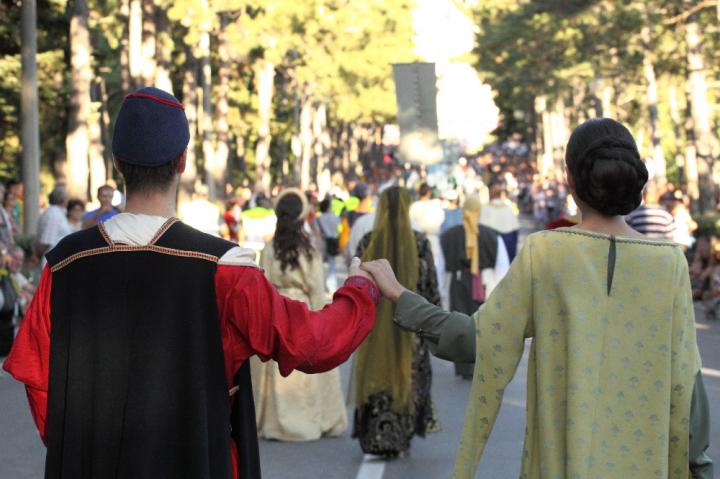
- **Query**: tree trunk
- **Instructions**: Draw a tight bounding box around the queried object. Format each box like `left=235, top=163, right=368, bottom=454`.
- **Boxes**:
left=213, top=13, right=231, bottom=196
left=140, top=0, right=156, bottom=87
left=642, top=25, right=666, bottom=187
left=254, top=60, right=274, bottom=192
left=88, top=98, right=106, bottom=196
left=179, top=47, right=198, bottom=208
left=21, top=0, right=40, bottom=235
left=601, top=84, right=613, bottom=119
left=313, top=103, right=330, bottom=191
left=299, top=96, right=313, bottom=190
left=119, top=0, right=131, bottom=95
left=685, top=14, right=718, bottom=213
left=535, top=96, right=553, bottom=180
left=65, top=0, right=92, bottom=200
left=154, top=2, right=173, bottom=93
left=684, top=89, right=700, bottom=214
left=128, top=0, right=142, bottom=88
left=198, top=30, right=215, bottom=199
left=550, top=97, right=567, bottom=177
left=97, top=78, right=113, bottom=180
left=668, top=82, right=684, bottom=184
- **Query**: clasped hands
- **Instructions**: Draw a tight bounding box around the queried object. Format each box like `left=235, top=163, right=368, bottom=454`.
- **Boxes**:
left=348, top=257, right=406, bottom=303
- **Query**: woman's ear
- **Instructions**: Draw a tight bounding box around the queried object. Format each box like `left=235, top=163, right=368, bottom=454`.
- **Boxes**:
left=565, top=170, right=576, bottom=194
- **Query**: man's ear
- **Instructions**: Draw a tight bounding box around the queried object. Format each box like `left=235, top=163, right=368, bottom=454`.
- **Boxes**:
left=112, top=156, right=122, bottom=176
left=177, top=150, right=187, bottom=174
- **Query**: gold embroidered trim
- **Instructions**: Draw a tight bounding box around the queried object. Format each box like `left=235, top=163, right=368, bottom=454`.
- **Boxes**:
left=149, top=217, right=180, bottom=245
left=98, top=222, right=113, bottom=246
left=50, top=244, right=219, bottom=272
left=553, top=227, right=677, bottom=246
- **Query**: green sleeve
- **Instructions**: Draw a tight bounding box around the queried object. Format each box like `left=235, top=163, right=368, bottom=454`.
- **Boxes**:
left=394, top=291, right=475, bottom=363
left=690, top=372, right=714, bottom=479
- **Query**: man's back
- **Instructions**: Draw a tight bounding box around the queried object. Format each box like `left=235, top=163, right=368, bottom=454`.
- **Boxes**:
left=43, top=219, right=241, bottom=478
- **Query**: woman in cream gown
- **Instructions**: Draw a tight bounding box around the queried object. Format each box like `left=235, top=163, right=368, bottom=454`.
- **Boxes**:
left=251, top=188, right=348, bottom=441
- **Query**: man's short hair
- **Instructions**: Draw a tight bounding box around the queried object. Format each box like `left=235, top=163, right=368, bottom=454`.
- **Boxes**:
left=98, top=184, right=114, bottom=195
left=418, top=183, right=432, bottom=198
left=48, top=187, right=67, bottom=206
left=116, top=155, right=181, bottom=195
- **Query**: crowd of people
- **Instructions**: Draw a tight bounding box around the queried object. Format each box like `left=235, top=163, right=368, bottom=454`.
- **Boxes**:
left=0, top=87, right=714, bottom=479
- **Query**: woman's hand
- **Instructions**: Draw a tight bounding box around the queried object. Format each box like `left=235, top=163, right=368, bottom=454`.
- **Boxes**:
left=360, top=259, right=407, bottom=303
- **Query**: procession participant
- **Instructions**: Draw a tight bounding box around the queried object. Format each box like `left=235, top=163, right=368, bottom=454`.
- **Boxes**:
left=252, top=189, right=348, bottom=441
left=352, top=186, right=439, bottom=457
left=440, top=195, right=509, bottom=379
left=480, top=183, right=520, bottom=260
left=362, top=119, right=713, bottom=479
left=3, top=87, right=379, bottom=479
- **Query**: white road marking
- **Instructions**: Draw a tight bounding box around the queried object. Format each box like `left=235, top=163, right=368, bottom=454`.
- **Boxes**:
left=355, top=454, right=386, bottom=479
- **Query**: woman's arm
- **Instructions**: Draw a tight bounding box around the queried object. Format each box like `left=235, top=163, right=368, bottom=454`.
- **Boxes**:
left=394, top=291, right=475, bottom=363
left=689, top=372, right=714, bottom=479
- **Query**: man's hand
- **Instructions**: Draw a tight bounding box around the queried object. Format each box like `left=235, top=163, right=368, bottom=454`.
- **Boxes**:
left=360, top=259, right=406, bottom=303
left=348, top=257, right=374, bottom=282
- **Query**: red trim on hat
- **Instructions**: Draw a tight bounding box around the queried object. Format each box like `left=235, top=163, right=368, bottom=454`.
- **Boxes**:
left=125, top=93, right=185, bottom=110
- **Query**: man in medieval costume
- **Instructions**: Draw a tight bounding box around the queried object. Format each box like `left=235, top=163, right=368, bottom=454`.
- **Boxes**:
left=439, top=196, right=509, bottom=379
left=2, top=87, right=379, bottom=479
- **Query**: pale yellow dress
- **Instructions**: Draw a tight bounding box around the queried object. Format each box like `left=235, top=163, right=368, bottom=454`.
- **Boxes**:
left=251, top=243, right=348, bottom=441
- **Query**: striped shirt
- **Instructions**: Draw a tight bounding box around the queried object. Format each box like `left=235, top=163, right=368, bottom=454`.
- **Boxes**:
left=626, top=205, right=676, bottom=239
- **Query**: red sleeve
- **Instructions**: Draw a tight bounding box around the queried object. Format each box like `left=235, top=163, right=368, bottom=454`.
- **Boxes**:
left=216, top=265, right=378, bottom=383
left=3, top=266, right=52, bottom=445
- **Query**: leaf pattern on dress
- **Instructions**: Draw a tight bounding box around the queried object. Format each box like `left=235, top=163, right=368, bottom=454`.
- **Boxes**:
left=454, top=231, right=700, bottom=479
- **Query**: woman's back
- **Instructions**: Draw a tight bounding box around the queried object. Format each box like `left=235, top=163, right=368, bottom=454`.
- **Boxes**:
left=456, top=228, right=700, bottom=479
left=260, top=242, right=325, bottom=309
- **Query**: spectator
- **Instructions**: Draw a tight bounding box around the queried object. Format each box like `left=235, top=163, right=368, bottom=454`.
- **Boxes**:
left=338, top=182, right=374, bottom=255
left=409, top=183, right=446, bottom=306
left=705, top=239, right=720, bottom=320
left=179, top=183, right=221, bottom=236
left=626, top=185, right=676, bottom=239
left=240, top=192, right=277, bottom=254
left=440, top=188, right=462, bottom=235
left=7, top=245, right=35, bottom=320
left=222, top=197, right=241, bottom=242
left=82, top=184, right=119, bottom=228
left=6, top=179, right=23, bottom=229
left=66, top=199, right=86, bottom=232
left=670, top=195, right=696, bottom=250
left=316, top=197, right=341, bottom=291
left=691, top=236, right=715, bottom=300
left=36, top=186, right=72, bottom=260
left=0, top=190, right=18, bottom=250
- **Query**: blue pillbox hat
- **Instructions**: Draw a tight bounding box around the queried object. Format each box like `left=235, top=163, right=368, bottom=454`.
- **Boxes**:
left=112, top=87, right=190, bottom=166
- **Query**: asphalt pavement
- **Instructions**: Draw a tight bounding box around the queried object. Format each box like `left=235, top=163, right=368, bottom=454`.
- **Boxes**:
left=2, top=218, right=720, bottom=478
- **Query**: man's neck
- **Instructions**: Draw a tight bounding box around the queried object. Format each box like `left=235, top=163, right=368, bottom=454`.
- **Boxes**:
left=123, top=190, right=177, bottom=218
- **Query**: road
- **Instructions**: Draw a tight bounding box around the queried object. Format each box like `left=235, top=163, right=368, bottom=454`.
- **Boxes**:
left=2, top=215, right=720, bottom=478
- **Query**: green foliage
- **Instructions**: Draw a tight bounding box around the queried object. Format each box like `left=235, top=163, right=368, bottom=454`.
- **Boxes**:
left=0, top=0, right=68, bottom=181
left=469, top=0, right=720, bottom=175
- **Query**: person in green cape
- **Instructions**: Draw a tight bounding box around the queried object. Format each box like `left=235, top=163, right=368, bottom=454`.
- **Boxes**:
left=361, top=119, right=713, bottom=479
left=351, top=186, right=440, bottom=457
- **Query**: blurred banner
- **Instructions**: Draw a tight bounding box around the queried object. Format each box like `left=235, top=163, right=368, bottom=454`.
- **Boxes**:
left=392, top=63, right=442, bottom=165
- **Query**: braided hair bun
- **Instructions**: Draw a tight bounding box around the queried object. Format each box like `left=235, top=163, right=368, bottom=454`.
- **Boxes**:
left=565, top=119, right=648, bottom=217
